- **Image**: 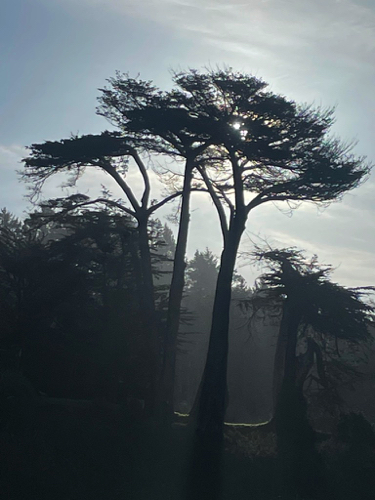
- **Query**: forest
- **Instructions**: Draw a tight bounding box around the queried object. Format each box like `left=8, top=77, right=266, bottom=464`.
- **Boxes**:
left=1, top=68, right=375, bottom=500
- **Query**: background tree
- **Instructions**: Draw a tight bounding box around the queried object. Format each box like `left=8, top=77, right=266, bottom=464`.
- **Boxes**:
left=22, top=133, right=172, bottom=411
left=0, top=203, right=163, bottom=401
left=250, top=248, right=374, bottom=408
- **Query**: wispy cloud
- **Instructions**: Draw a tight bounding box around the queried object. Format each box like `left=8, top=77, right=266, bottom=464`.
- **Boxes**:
left=73, top=0, right=375, bottom=66
left=54, top=0, right=375, bottom=107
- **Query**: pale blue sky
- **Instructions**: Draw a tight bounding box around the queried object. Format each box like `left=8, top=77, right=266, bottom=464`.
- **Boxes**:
left=1, top=0, right=375, bottom=286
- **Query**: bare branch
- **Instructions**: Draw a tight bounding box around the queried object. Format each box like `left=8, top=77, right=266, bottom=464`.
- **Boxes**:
left=147, top=191, right=183, bottom=215
left=197, top=165, right=229, bottom=240
left=95, top=159, right=141, bottom=212
left=130, top=149, right=151, bottom=207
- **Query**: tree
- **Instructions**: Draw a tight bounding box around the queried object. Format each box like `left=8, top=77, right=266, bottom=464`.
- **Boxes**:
left=176, top=69, right=372, bottom=441
left=22, top=69, right=229, bottom=415
left=173, top=250, right=220, bottom=413
left=167, top=68, right=371, bottom=500
left=175, top=248, right=249, bottom=416
left=96, top=72, right=251, bottom=418
left=0, top=209, right=26, bottom=354
left=0, top=208, right=95, bottom=381
left=250, top=248, right=374, bottom=406
left=250, top=247, right=374, bottom=497
left=24, top=71, right=278, bottom=417
left=186, top=249, right=219, bottom=297
left=21, top=69, right=371, bottom=426
left=153, top=223, right=176, bottom=312
left=22, top=133, right=170, bottom=410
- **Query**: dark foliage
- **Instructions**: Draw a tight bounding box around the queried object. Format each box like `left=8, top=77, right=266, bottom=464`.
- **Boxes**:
left=0, top=206, right=154, bottom=401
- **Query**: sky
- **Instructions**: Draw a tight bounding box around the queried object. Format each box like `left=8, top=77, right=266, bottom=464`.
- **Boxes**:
left=1, top=0, right=375, bottom=287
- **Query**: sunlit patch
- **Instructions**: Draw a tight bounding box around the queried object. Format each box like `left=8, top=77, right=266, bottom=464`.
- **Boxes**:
left=224, top=420, right=271, bottom=428
left=173, top=412, right=272, bottom=428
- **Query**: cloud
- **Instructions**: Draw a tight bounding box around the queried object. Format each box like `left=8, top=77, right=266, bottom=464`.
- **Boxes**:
left=50, top=0, right=374, bottom=116
left=65, top=0, right=375, bottom=71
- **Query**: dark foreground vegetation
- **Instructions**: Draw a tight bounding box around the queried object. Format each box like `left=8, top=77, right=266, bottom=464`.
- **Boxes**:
left=2, top=382, right=375, bottom=500
left=1, top=68, right=375, bottom=498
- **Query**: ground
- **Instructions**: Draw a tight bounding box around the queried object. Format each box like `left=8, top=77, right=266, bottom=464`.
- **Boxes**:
left=1, top=389, right=375, bottom=499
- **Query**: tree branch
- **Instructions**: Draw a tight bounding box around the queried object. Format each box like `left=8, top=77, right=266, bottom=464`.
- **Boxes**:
left=46, top=197, right=136, bottom=218
left=96, top=160, right=141, bottom=212
left=197, top=165, right=229, bottom=241
left=147, top=187, right=209, bottom=215
left=130, top=148, right=151, bottom=208
left=147, top=192, right=183, bottom=215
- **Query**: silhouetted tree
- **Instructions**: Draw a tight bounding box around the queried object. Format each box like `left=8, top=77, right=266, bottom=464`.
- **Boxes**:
left=176, top=248, right=248, bottom=415
left=97, top=71, right=260, bottom=418
left=0, top=208, right=92, bottom=384
left=174, top=68, right=371, bottom=500
left=251, top=248, right=374, bottom=408
left=181, top=69, right=371, bottom=444
left=250, top=247, right=374, bottom=498
left=21, top=132, right=183, bottom=411
left=23, top=67, right=229, bottom=415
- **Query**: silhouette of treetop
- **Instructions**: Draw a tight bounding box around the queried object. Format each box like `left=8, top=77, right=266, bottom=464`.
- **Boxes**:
left=252, top=247, right=374, bottom=344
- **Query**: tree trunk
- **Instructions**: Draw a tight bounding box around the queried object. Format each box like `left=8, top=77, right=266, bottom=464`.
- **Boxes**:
left=283, top=304, right=301, bottom=386
left=186, top=217, right=245, bottom=500
left=272, top=298, right=299, bottom=411
left=274, top=298, right=322, bottom=499
left=195, top=217, right=245, bottom=436
left=137, top=216, right=158, bottom=415
left=159, top=160, right=194, bottom=420
left=127, top=231, right=143, bottom=310
left=137, top=217, right=155, bottom=318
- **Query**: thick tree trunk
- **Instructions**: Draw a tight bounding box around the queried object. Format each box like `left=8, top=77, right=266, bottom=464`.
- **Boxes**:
left=195, top=217, right=245, bottom=436
left=186, top=217, right=245, bottom=500
left=159, top=160, right=194, bottom=420
left=274, top=299, right=323, bottom=499
left=272, top=305, right=289, bottom=412
left=127, top=231, right=143, bottom=310
left=283, top=305, right=301, bottom=385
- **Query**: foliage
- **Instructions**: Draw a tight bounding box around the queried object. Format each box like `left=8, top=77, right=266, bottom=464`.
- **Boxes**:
left=0, top=205, right=158, bottom=400
left=252, top=247, right=374, bottom=343
left=185, top=249, right=219, bottom=298
left=247, top=247, right=375, bottom=411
